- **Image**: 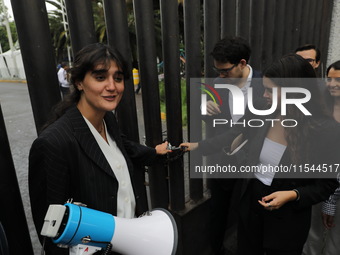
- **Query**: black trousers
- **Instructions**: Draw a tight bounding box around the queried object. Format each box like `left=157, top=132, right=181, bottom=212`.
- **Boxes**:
left=237, top=179, right=303, bottom=255
left=209, top=178, right=237, bottom=255
left=60, top=86, right=70, bottom=98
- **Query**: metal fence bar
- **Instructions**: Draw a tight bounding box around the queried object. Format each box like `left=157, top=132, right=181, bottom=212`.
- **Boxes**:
left=133, top=0, right=169, bottom=209
left=221, top=0, right=237, bottom=38
left=319, top=0, right=334, bottom=72
left=103, top=0, right=148, bottom=213
left=299, top=0, right=311, bottom=46
left=313, top=0, right=324, bottom=51
left=261, top=0, right=276, bottom=69
left=204, top=0, right=220, bottom=78
left=307, top=0, right=318, bottom=44
left=11, top=0, right=61, bottom=134
left=65, top=0, right=97, bottom=55
left=282, top=0, right=295, bottom=55
left=291, top=0, right=303, bottom=51
left=160, top=0, right=185, bottom=212
left=184, top=0, right=204, bottom=202
left=203, top=0, right=220, bottom=195
left=0, top=105, right=33, bottom=255
left=103, top=0, right=140, bottom=143
left=249, top=0, right=265, bottom=70
left=272, top=0, right=286, bottom=62
left=237, top=0, right=251, bottom=41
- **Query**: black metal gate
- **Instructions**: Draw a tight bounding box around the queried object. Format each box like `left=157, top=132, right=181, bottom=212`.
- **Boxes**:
left=0, top=0, right=334, bottom=254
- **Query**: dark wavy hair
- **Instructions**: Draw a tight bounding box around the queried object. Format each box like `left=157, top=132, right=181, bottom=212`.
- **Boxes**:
left=324, top=60, right=340, bottom=114
left=264, top=54, right=328, bottom=164
left=211, top=36, right=251, bottom=64
left=326, top=60, right=340, bottom=75
left=41, top=43, right=129, bottom=131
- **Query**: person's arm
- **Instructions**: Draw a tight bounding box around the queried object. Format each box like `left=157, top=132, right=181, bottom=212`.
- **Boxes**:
left=155, top=141, right=171, bottom=154
left=29, top=136, right=70, bottom=255
left=121, top=135, right=170, bottom=166
left=184, top=97, right=266, bottom=155
left=180, top=125, right=242, bottom=155
left=260, top=122, right=340, bottom=211
left=198, top=125, right=243, bottom=155
left=257, top=179, right=338, bottom=211
left=322, top=176, right=340, bottom=229
left=205, top=100, right=221, bottom=115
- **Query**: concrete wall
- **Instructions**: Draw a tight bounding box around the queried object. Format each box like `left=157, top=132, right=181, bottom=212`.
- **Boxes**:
left=327, top=0, right=340, bottom=68
left=0, top=49, right=26, bottom=79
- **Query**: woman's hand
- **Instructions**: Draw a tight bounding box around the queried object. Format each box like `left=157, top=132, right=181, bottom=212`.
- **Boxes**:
left=258, top=190, right=297, bottom=211
left=155, top=141, right=172, bottom=155
left=179, top=142, right=199, bottom=151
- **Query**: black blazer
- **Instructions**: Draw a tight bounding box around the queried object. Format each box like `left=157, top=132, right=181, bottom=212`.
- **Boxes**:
left=202, top=70, right=263, bottom=181
left=29, top=105, right=158, bottom=254
left=204, top=70, right=264, bottom=134
left=200, top=111, right=340, bottom=250
left=240, top=117, right=340, bottom=250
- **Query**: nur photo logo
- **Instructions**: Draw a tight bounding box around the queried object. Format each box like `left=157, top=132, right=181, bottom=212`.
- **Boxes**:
left=198, top=79, right=312, bottom=128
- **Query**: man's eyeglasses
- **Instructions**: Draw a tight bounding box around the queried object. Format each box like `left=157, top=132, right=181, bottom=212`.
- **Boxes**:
left=305, top=58, right=316, bottom=63
left=212, top=64, right=236, bottom=75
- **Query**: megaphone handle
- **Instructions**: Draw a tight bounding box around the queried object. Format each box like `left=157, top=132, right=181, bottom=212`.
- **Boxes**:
left=92, top=243, right=112, bottom=255
left=82, top=237, right=113, bottom=255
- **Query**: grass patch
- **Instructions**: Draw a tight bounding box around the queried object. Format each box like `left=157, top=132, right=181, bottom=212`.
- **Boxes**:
left=159, top=79, right=187, bottom=126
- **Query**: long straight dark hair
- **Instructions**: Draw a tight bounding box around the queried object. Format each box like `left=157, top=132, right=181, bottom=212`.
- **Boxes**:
left=264, top=54, right=329, bottom=164
left=41, top=43, right=129, bottom=131
left=324, top=60, right=340, bottom=114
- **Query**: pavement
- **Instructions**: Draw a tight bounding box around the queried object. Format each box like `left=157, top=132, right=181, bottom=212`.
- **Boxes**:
left=0, top=81, right=39, bottom=254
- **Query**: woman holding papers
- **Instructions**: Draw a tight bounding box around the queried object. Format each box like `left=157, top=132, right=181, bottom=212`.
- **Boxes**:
left=182, top=54, right=340, bottom=254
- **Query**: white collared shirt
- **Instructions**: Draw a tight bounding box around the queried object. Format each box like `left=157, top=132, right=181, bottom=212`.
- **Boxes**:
left=83, top=117, right=136, bottom=218
left=57, top=67, right=70, bottom=88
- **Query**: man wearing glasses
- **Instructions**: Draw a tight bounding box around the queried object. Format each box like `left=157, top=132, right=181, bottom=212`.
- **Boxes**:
left=207, top=36, right=263, bottom=117
left=206, top=36, right=264, bottom=255
left=295, top=44, right=321, bottom=71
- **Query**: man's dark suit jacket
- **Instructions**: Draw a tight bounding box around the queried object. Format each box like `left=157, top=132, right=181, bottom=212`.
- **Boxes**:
left=204, top=70, right=264, bottom=179
left=203, top=70, right=264, bottom=253
left=29, top=105, right=158, bottom=254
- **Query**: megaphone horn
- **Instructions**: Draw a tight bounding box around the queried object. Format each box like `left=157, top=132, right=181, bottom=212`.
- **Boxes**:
left=41, top=203, right=178, bottom=255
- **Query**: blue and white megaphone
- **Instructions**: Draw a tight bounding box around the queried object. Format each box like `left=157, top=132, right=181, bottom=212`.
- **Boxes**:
left=41, top=203, right=177, bottom=255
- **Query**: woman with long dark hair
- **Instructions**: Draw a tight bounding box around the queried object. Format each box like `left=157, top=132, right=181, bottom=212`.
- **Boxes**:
left=182, top=54, right=340, bottom=254
left=29, top=43, right=170, bottom=255
left=324, top=60, right=340, bottom=122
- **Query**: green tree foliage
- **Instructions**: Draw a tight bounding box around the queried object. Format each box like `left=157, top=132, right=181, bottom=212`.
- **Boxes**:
left=0, top=22, right=17, bottom=52
left=46, top=0, right=107, bottom=63
left=46, top=0, right=70, bottom=63
left=45, top=0, right=177, bottom=67
left=0, top=2, right=18, bottom=53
